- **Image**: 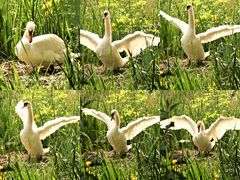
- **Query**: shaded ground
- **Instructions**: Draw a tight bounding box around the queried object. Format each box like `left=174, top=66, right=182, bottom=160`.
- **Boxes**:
left=0, top=57, right=211, bottom=89
left=0, top=59, right=65, bottom=88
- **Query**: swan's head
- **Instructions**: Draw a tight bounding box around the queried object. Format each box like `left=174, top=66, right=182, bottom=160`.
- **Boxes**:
left=15, top=100, right=32, bottom=123
left=26, top=21, right=36, bottom=43
left=103, top=10, right=110, bottom=19
left=110, top=109, right=118, bottom=120
left=196, top=121, right=205, bottom=132
left=110, top=109, right=121, bottom=125
left=185, top=4, right=193, bottom=11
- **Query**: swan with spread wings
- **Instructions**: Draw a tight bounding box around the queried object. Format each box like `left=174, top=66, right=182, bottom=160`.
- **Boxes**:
left=160, top=115, right=240, bottom=152
left=82, top=108, right=160, bottom=154
left=160, top=4, right=240, bottom=64
left=15, top=100, right=80, bottom=159
left=80, top=10, right=160, bottom=72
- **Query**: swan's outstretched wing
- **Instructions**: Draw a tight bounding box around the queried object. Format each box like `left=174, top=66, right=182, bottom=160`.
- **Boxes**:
left=80, top=30, right=102, bottom=52
left=82, top=108, right=114, bottom=130
left=198, top=25, right=240, bottom=43
left=121, top=116, right=160, bottom=140
left=207, top=117, right=240, bottom=141
left=160, top=115, right=198, bottom=136
left=159, top=10, right=188, bottom=34
left=37, top=116, right=80, bottom=140
left=112, top=31, right=160, bottom=57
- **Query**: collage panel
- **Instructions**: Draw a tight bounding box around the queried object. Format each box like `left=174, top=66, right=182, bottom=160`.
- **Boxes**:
left=0, top=90, right=239, bottom=179
left=0, top=0, right=240, bottom=90
left=1, top=0, right=240, bottom=179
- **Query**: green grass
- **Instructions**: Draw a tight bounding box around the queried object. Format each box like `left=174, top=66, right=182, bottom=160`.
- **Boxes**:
left=0, top=0, right=240, bottom=90
left=0, top=90, right=240, bottom=179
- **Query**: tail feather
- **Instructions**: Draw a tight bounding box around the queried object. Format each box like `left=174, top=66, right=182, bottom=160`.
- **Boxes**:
left=43, top=148, right=50, bottom=154
left=204, top=51, right=210, bottom=59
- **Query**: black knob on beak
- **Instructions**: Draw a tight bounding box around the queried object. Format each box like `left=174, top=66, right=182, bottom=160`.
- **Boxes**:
left=23, top=102, right=29, bottom=107
left=186, top=4, right=192, bottom=11
left=104, top=12, right=108, bottom=17
left=110, top=113, right=114, bottom=120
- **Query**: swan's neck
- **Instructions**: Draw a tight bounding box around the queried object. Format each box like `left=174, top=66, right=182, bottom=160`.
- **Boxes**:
left=104, top=17, right=112, bottom=41
left=188, top=9, right=196, bottom=35
left=23, top=107, right=34, bottom=130
left=114, top=112, right=120, bottom=128
left=23, top=30, right=30, bottom=41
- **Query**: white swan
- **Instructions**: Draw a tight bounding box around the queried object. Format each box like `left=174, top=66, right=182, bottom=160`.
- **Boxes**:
left=160, top=115, right=240, bottom=152
left=82, top=108, right=160, bottom=154
left=160, top=4, right=240, bottom=64
left=15, top=21, right=79, bottom=67
left=80, top=10, right=160, bottom=72
left=15, top=100, right=80, bottom=159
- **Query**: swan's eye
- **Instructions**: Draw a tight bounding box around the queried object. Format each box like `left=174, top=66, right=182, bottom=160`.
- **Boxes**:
left=210, top=138, right=214, bottom=142
left=104, top=12, right=108, bottom=17
left=23, top=102, right=29, bottom=107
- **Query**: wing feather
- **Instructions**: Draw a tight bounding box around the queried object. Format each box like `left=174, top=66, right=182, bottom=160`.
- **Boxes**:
left=198, top=25, right=240, bottom=43
left=112, top=31, right=160, bottom=57
left=207, top=117, right=240, bottom=141
left=37, top=116, right=80, bottom=140
left=82, top=108, right=114, bottom=130
left=121, top=116, right=160, bottom=140
left=80, top=30, right=102, bottom=52
left=31, top=34, right=66, bottom=51
left=160, top=10, right=188, bottom=34
left=160, top=115, right=198, bottom=136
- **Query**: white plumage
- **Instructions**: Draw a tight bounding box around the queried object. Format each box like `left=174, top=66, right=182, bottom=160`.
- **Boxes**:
left=82, top=108, right=160, bottom=154
left=160, top=4, right=240, bottom=63
left=15, top=100, right=80, bottom=159
left=15, top=21, right=79, bottom=67
left=80, top=10, right=160, bottom=72
left=160, top=115, right=240, bottom=152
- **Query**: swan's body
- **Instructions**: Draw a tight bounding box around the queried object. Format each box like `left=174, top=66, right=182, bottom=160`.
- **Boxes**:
left=80, top=10, right=160, bottom=71
left=160, top=4, right=240, bottom=63
left=82, top=108, right=160, bottom=154
left=160, top=115, right=240, bottom=152
left=15, top=21, right=79, bottom=67
left=15, top=100, right=80, bottom=158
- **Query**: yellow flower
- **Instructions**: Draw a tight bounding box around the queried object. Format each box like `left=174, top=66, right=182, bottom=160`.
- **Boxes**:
left=213, top=169, right=220, bottom=179
left=85, top=161, right=92, bottom=167
left=133, top=111, right=139, bottom=116
left=160, top=70, right=164, bottom=75
left=85, top=167, right=90, bottom=173
left=131, top=172, right=138, bottom=180
left=42, top=1, right=53, bottom=15
left=171, top=159, right=178, bottom=165
left=172, top=165, right=180, bottom=172
left=131, top=175, right=137, bottom=180
left=212, top=15, right=217, bottom=22
left=33, top=114, right=39, bottom=120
